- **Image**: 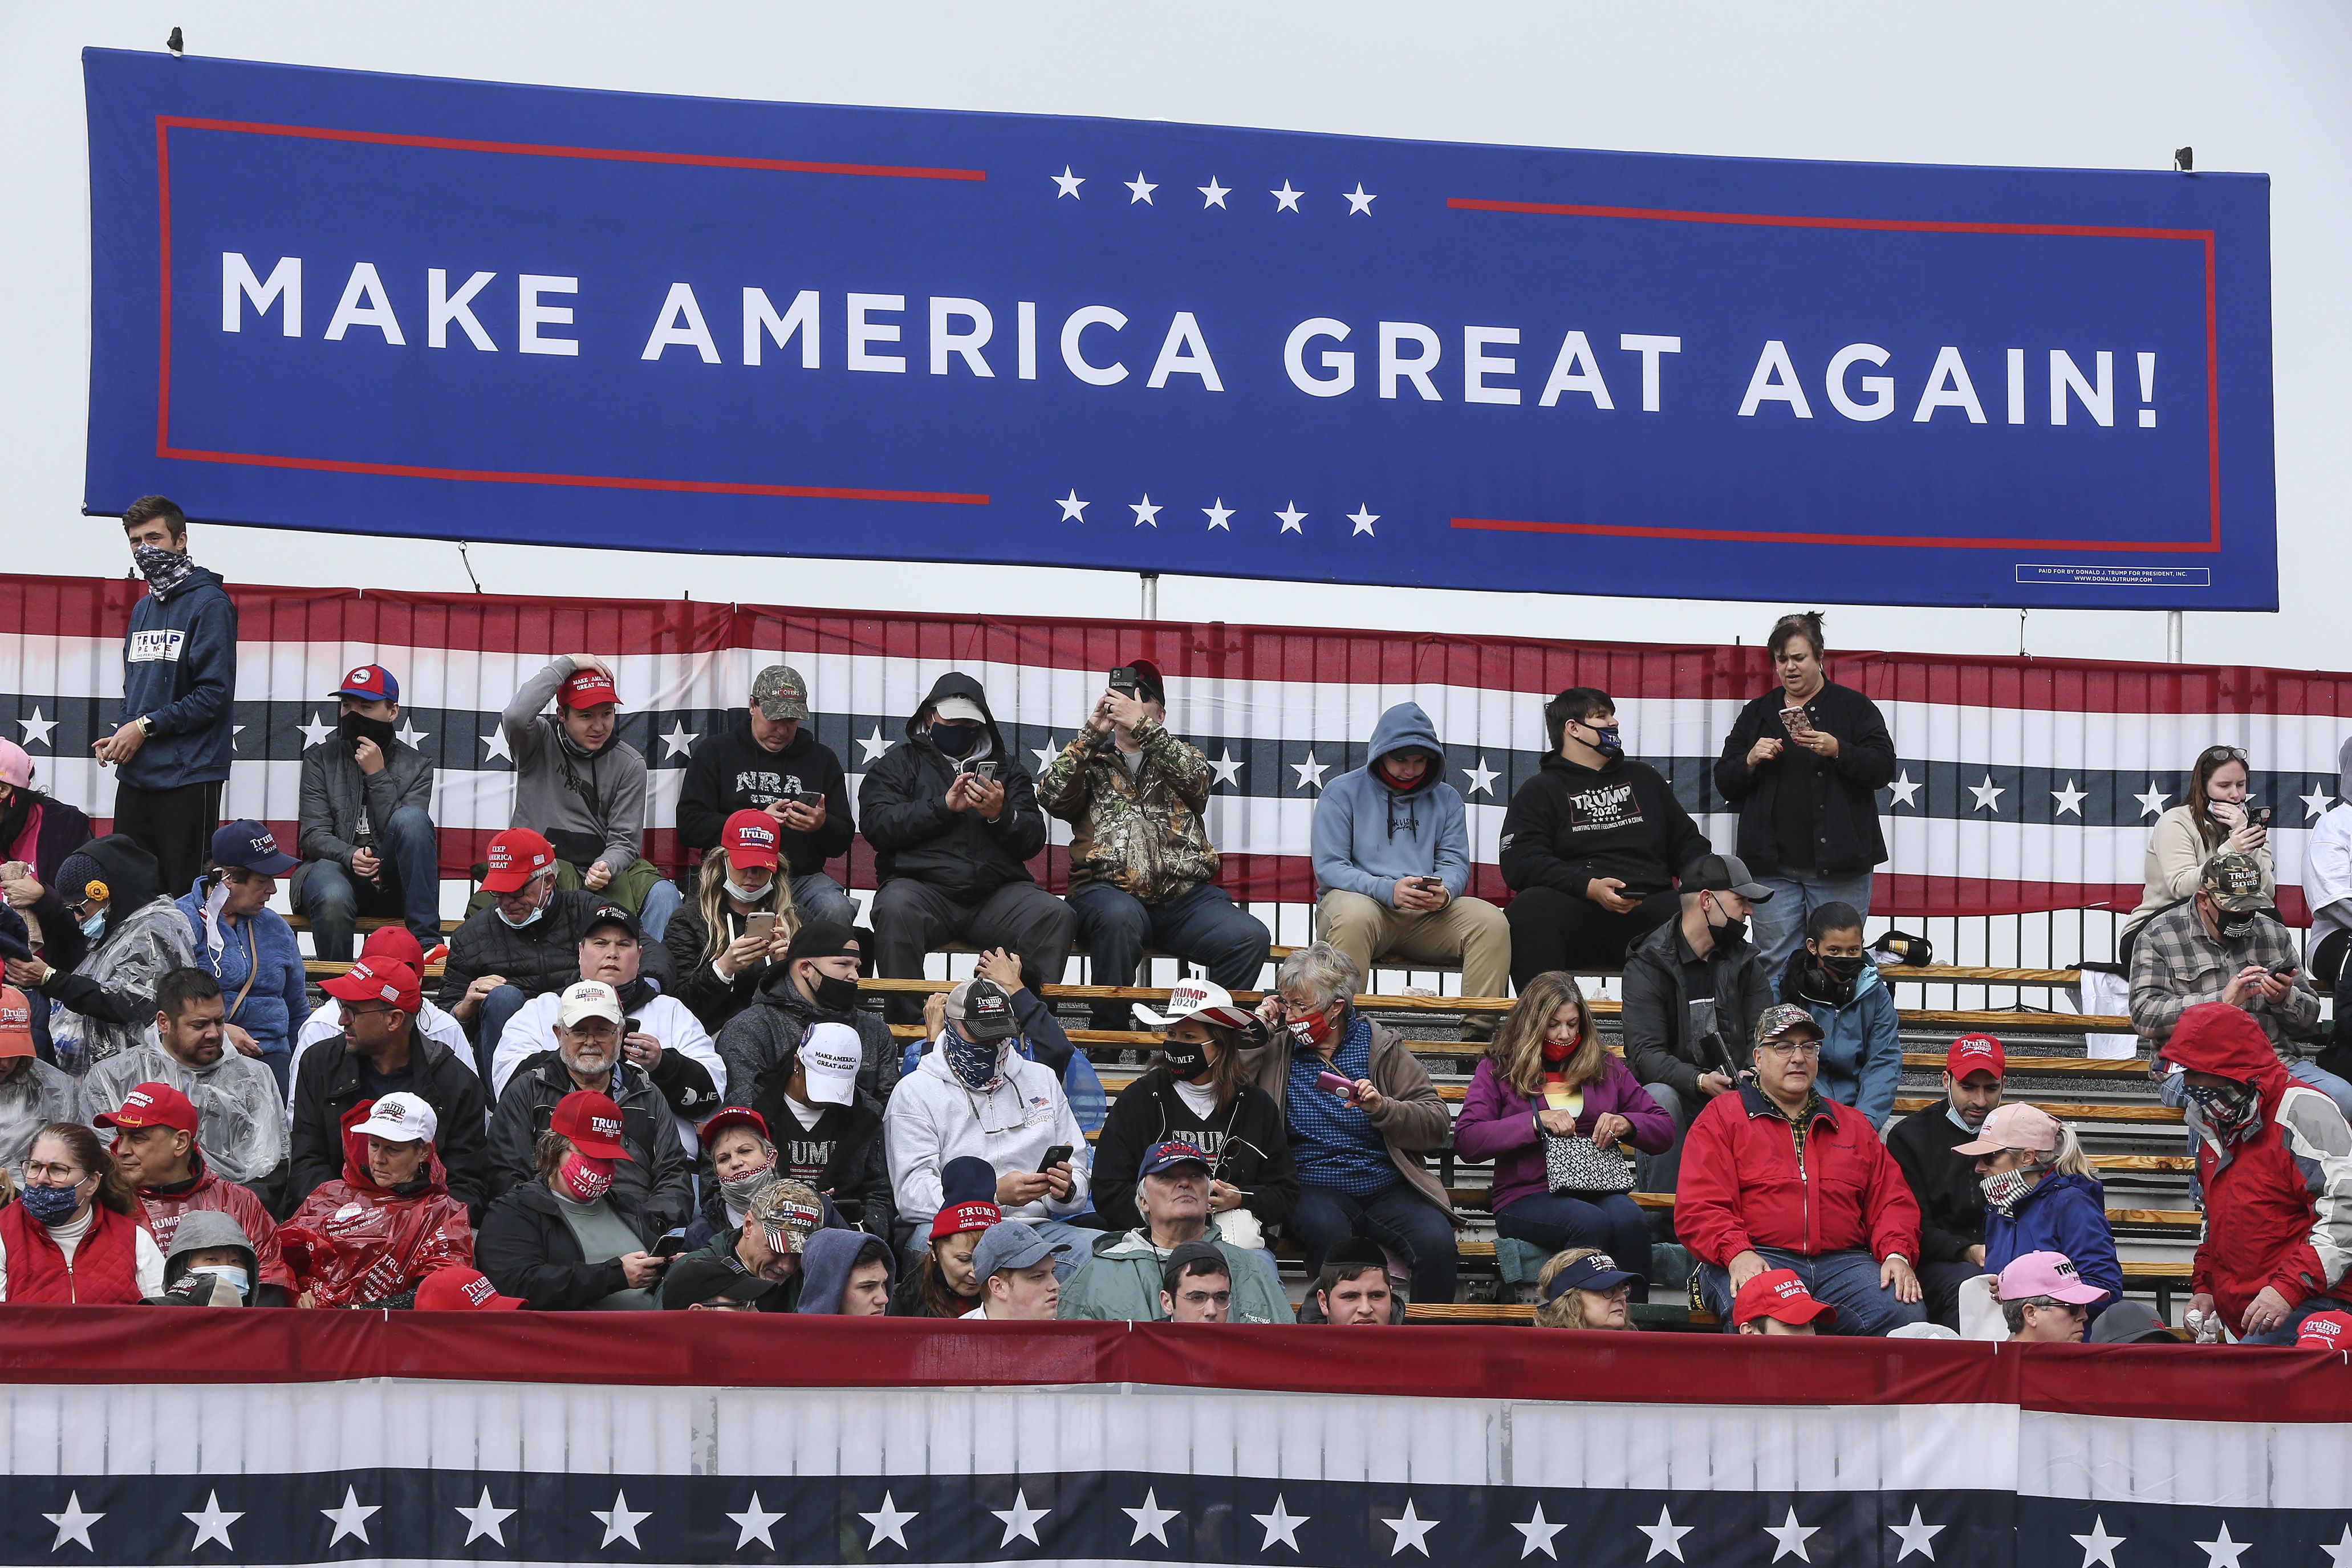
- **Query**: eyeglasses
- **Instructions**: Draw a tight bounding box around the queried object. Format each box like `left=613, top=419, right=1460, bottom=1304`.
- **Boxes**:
left=343, top=1003, right=396, bottom=1020
left=1757, top=1040, right=1822, bottom=1058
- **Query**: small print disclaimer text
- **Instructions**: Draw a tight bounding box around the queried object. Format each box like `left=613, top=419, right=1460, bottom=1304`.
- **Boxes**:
left=2015, top=563, right=2212, bottom=589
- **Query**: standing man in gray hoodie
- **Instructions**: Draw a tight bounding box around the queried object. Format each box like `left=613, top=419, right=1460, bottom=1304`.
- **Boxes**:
left=497, top=655, right=681, bottom=940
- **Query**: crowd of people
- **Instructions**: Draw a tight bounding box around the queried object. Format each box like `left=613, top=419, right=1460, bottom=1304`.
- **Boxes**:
left=0, top=499, right=2342, bottom=1345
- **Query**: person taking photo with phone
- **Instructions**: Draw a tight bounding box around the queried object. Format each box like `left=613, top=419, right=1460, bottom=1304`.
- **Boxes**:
left=1038, top=657, right=1272, bottom=1031
left=1711, top=612, right=1898, bottom=979
left=860, top=672, right=1074, bottom=1025
left=2119, top=743, right=2276, bottom=969
left=1310, top=701, right=1511, bottom=1037
left=291, top=664, right=445, bottom=963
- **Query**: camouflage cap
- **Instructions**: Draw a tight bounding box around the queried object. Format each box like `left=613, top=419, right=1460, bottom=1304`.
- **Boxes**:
left=751, top=664, right=810, bottom=722
left=2200, top=851, right=2269, bottom=913
left=1754, top=1002, right=1823, bottom=1044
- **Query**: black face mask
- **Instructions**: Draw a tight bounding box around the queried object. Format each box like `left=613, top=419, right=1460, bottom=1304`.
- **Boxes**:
left=1704, top=894, right=1746, bottom=949
left=930, top=722, right=980, bottom=758
left=1819, top=953, right=1867, bottom=981
left=1159, top=1038, right=1209, bottom=1079
left=340, top=712, right=400, bottom=756
left=807, top=971, right=861, bottom=1014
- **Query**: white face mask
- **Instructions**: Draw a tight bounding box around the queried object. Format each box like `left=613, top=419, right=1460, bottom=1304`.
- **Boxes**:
left=725, top=878, right=772, bottom=904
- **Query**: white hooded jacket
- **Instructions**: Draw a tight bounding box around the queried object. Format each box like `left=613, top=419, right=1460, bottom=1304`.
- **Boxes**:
left=883, top=1031, right=1088, bottom=1232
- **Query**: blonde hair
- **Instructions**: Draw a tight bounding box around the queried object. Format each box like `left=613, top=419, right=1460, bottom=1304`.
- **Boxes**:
left=2042, top=1122, right=2093, bottom=1179
left=1532, top=1246, right=1638, bottom=1331
left=693, top=844, right=798, bottom=971
left=1488, top=973, right=1602, bottom=1097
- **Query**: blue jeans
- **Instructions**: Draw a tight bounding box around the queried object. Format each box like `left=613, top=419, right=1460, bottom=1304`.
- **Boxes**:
left=1695, top=1246, right=1925, bottom=1335
left=638, top=878, right=683, bottom=943
left=1749, top=868, right=1878, bottom=984
left=1289, top=1183, right=1457, bottom=1306
left=475, top=983, right=531, bottom=1079
left=1493, top=1192, right=1653, bottom=1295
left=2237, top=1293, right=2351, bottom=1346
left=1066, top=880, right=1272, bottom=1031
left=294, top=805, right=444, bottom=961
left=790, top=871, right=858, bottom=929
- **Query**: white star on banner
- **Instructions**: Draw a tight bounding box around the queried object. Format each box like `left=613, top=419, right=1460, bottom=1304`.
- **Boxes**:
left=16, top=706, right=56, bottom=748
left=298, top=711, right=339, bottom=749
left=1210, top=748, right=1244, bottom=787
left=660, top=721, right=697, bottom=759
left=1764, top=1506, right=1821, bottom=1563
left=990, top=1489, right=1050, bottom=1547
left=2070, top=1515, right=2124, bottom=1568
left=230, top=724, right=245, bottom=752
left=593, top=1489, right=651, bottom=1549
left=394, top=720, right=429, bottom=749
left=456, top=1488, right=516, bottom=1546
left=1886, top=769, right=1922, bottom=808
left=1254, top=1495, right=1308, bottom=1552
left=2193, top=1523, right=2249, bottom=1568
left=728, top=1493, right=784, bottom=1550
left=1271, top=180, right=1304, bottom=212
left=1125, top=172, right=1157, bottom=204
left=2051, top=779, right=2087, bottom=818
left=1382, top=1500, right=1440, bottom=1557
left=1638, top=1505, right=1693, bottom=1562
left=184, top=1492, right=243, bottom=1551
left=1344, top=182, right=1378, bottom=214
left=1057, top=490, right=1090, bottom=522
left=2321, top=1524, right=2352, bottom=1568
left=1203, top=498, right=1234, bottom=531
left=1293, top=752, right=1329, bottom=791
left=322, top=1487, right=380, bottom=1548
left=1123, top=1489, right=1179, bottom=1546
left=1969, top=773, right=2005, bottom=813
left=1276, top=502, right=1307, bottom=534
left=2305, top=787, right=2337, bottom=821
left=1513, top=1501, right=1566, bottom=1558
left=858, top=726, right=889, bottom=764
left=1131, top=494, right=1162, bottom=527
left=1348, top=505, right=1379, bottom=537
left=480, top=729, right=513, bottom=764
left=1461, top=757, right=1500, bottom=797
left=1888, top=1506, right=1944, bottom=1562
left=1199, top=176, right=1231, bottom=208
left=43, top=1492, right=102, bottom=1551
left=1033, top=742, right=1061, bottom=774
left=1052, top=166, right=1083, bottom=199
left=2134, top=782, right=2171, bottom=818
left=860, top=1492, right=917, bottom=1550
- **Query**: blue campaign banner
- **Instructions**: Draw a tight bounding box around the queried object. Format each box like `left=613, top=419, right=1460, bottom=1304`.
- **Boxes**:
left=82, top=50, right=2276, bottom=609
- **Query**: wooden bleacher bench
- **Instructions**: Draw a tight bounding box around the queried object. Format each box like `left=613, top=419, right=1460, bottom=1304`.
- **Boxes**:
left=1435, top=1188, right=2201, bottom=1233
left=286, top=915, right=461, bottom=935
left=304, top=959, right=446, bottom=982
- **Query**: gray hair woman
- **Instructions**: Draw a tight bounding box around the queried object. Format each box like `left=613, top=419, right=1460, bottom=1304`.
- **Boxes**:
left=1246, top=941, right=1461, bottom=1307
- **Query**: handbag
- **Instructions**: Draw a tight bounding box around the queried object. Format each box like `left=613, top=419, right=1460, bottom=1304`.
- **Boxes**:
left=1540, top=1111, right=1636, bottom=1195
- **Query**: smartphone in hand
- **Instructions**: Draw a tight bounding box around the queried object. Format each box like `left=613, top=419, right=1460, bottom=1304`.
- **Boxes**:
left=1315, top=1070, right=1359, bottom=1103
left=745, top=911, right=777, bottom=941
left=1037, top=1144, right=1074, bottom=1173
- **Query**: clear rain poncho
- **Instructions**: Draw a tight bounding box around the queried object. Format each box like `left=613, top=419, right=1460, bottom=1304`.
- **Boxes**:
left=49, top=895, right=196, bottom=1074
left=0, top=1058, right=86, bottom=1181
left=81, top=1034, right=289, bottom=1192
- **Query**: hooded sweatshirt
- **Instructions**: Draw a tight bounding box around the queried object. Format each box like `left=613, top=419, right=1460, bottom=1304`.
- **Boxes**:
left=1778, top=950, right=1902, bottom=1128
left=2164, top=1001, right=2352, bottom=1329
left=279, top=1100, right=475, bottom=1307
left=2304, top=736, right=2352, bottom=950
left=116, top=560, right=238, bottom=791
left=501, top=656, right=649, bottom=873
left=676, top=716, right=855, bottom=872
left=882, top=1035, right=1088, bottom=1233
left=39, top=835, right=197, bottom=1073
left=857, top=672, right=1049, bottom=904
left=1498, top=751, right=1708, bottom=903
left=149, top=1208, right=260, bottom=1306
left=1056, top=1220, right=1294, bottom=1323
left=794, top=1226, right=896, bottom=1313
left=1313, top=702, right=1472, bottom=900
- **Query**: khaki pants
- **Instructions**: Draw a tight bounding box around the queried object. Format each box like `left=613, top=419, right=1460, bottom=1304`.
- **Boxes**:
left=1316, top=889, right=1513, bottom=1003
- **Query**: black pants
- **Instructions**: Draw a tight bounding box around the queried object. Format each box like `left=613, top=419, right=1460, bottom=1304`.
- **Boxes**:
left=1505, top=883, right=1681, bottom=987
left=110, top=780, right=222, bottom=897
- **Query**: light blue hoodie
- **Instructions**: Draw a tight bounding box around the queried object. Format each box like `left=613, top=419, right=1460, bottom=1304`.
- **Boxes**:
left=1311, top=703, right=1472, bottom=901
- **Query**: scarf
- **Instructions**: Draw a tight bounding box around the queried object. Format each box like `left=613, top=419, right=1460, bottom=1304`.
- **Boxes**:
left=133, top=544, right=198, bottom=601
left=943, top=1022, right=1011, bottom=1092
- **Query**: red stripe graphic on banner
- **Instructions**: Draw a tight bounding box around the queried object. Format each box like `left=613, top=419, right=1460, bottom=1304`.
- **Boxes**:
left=1446, top=197, right=2222, bottom=553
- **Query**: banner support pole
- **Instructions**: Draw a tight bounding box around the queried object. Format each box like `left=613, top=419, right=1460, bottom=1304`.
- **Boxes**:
left=2166, top=610, right=2183, bottom=663
left=1140, top=572, right=1159, bottom=621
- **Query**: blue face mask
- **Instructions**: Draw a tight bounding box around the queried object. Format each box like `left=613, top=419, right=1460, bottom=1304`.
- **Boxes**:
left=931, top=722, right=980, bottom=758
left=1589, top=725, right=1624, bottom=758
left=189, top=1264, right=251, bottom=1300
left=19, top=1181, right=83, bottom=1225
left=494, top=901, right=545, bottom=930
left=942, top=1021, right=1008, bottom=1091
left=80, top=911, right=107, bottom=940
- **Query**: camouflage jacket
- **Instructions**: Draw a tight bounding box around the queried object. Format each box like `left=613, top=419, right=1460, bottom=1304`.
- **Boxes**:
left=1035, top=718, right=1218, bottom=901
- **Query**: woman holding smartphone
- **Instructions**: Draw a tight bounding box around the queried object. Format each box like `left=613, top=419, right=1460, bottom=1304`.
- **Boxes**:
left=2118, top=744, right=2274, bottom=966
left=665, top=810, right=799, bottom=1033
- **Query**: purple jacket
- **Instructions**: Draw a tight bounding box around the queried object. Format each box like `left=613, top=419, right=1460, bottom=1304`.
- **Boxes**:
left=1455, top=1053, right=1674, bottom=1213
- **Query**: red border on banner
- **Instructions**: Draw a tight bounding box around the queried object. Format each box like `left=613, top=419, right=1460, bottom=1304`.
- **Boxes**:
left=1445, top=196, right=2222, bottom=555
left=150, top=116, right=989, bottom=507
left=0, top=1308, right=2345, bottom=1424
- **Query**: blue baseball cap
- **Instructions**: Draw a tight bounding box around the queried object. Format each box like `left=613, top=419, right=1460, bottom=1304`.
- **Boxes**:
left=332, top=663, right=399, bottom=702
left=1540, top=1250, right=1642, bottom=1304
left=969, top=1220, right=1072, bottom=1282
left=209, top=819, right=298, bottom=876
left=1136, top=1139, right=1212, bottom=1181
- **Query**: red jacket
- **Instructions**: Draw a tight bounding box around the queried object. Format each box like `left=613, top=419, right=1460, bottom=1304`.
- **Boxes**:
left=0, top=1200, right=144, bottom=1303
left=2165, top=1002, right=2352, bottom=1328
left=278, top=1100, right=474, bottom=1308
left=139, top=1157, right=295, bottom=1296
left=1677, top=1083, right=1922, bottom=1266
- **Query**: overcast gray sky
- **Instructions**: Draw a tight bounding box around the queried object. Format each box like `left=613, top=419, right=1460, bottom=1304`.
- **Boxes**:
left=5, top=1, right=2345, bottom=666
